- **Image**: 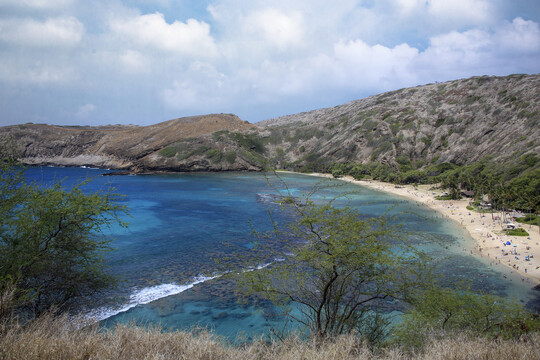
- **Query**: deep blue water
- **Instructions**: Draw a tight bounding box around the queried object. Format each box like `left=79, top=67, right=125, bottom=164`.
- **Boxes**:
left=24, top=167, right=536, bottom=340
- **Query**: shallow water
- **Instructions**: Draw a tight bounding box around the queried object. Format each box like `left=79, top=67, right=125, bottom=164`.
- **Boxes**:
left=24, top=167, right=537, bottom=340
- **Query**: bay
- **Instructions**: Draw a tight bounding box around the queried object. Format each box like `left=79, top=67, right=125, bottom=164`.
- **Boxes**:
left=24, top=166, right=536, bottom=340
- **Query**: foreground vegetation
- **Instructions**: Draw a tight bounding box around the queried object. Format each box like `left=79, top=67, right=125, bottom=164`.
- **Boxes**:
left=239, top=198, right=430, bottom=342
left=2, top=137, right=540, bottom=359
left=0, top=137, right=128, bottom=318
left=1, top=314, right=539, bottom=360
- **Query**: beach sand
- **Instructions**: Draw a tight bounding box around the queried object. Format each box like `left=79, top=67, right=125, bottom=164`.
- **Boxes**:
left=304, top=173, right=540, bottom=285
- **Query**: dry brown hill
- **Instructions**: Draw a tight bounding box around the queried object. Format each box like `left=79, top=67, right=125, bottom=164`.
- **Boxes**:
left=2, top=74, right=539, bottom=174
left=1, top=114, right=257, bottom=171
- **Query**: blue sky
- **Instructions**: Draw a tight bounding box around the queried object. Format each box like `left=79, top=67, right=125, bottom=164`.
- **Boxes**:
left=1, top=0, right=539, bottom=126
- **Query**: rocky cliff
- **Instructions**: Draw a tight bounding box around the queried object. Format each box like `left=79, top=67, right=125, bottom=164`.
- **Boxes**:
left=1, top=74, right=539, bottom=173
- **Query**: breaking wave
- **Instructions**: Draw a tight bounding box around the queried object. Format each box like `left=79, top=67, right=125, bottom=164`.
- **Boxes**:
left=87, top=275, right=218, bottom=322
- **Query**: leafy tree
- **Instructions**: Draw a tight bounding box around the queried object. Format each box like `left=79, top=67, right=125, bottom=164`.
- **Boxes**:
left=394, top=286, right=540, bottom=349
left=239, top=197, right=430, bottom=341
left=440, top=173, right=461, bottom=200
left=0, top=143, right=127, bottom=316
left=509, top=169, right=540, bottom=212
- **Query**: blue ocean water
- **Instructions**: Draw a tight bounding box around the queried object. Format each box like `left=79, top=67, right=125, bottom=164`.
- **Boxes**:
left=24, top=167, right=536, bottom=340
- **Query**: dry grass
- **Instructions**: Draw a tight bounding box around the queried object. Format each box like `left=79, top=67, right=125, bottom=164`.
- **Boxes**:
left=1, top=314, right=539, bottom=360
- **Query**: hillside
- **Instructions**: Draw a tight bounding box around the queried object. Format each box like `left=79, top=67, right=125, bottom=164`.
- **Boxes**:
left=257, top=74, right=540, bottom=171
left=1, top=74, right=539, bottom=174
left=1, top=114, right=259, bottom=172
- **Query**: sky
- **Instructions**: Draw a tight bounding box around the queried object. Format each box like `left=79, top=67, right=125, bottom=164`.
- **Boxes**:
left=1, top=0, right=539, bottom=126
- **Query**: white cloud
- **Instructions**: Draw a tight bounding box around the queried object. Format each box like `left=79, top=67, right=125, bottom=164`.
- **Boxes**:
left=332, top=40, right=419, bottom=86
left=496, top=17, right=540, bottom=54
left=0, top=0, right=73, bottom=9
left=1, top=0, right=540, bottom=125
left=29, top=67, right=71, bottom=83
left=160, top=12, right=540, bottom=119
left=76, top=103, right=96, bottom=118
left=427, top=0, right=493, bottom=25
left=0, top=16, right=84, bottom=47
left=109, top=12, right=218, bottom=58
left=119, top=50, right=149, bottom=72
left=162, top=61, right=227, bottom=111
left=394, top=0, right=424, bottom=15
left=245, top=8, right=304, bottom=50
left=419, top=17, right=540, bottom=71
left=4, top=64, right=76, bottom=84
left=429, top=29, right=491, bottom=54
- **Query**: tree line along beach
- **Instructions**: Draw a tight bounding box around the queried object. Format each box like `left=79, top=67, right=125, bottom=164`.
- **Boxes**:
left=305, top=172, right=540, bottom=286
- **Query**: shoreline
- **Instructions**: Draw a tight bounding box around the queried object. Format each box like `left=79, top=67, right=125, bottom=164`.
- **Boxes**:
left=296, top=172, right=540, bottom=286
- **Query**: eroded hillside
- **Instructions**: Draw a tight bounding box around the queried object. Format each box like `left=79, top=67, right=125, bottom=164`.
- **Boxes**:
left=1, top=74, right=539, bottom=174
left=1, top=114, right=261, bottom=172
left=257, top=74, right=540, bottom=171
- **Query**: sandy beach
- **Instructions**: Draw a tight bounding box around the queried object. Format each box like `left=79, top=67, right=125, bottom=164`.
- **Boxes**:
left=303, top=173, right=540, bottom=285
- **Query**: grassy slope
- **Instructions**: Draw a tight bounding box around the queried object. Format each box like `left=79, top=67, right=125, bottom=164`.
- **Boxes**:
left=1, top=314, right=539, bottom=360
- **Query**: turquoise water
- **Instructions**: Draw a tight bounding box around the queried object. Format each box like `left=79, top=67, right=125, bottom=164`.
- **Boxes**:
left=24, top=167, right=537, bottom=340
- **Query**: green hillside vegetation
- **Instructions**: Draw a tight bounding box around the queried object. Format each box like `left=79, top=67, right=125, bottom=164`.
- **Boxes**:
left=157, top=131, right=268, bottom=168
left=325, top=154, right=540, bottom=215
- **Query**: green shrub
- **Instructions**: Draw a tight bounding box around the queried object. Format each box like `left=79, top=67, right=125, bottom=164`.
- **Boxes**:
left=435, top=118, right=446, bottom=127
left=505, top=228, right=529, bottom=236
left=421, top=136, right=432, bottom=147
left=394, top=286, right=540, bottom=350
left=177, top=145, right=211, bottom=161
left=464, top=95, right=482, bottom=105
left=239, top=150, right=266, bottom=167
left=159, top=147, right=177, bottom=158
left=212, top=129, right=229, bottom=140
left=205, top=148, right=222, bottom=163
left=396, top=155, right=411, bottom=166
left=224, top=151, right=237, bottom=164
left=331, top=168, right=344, bottom=178
left=291, top=127, right=325, bottom=141
left=435, top=195, right=461, bottom=200
left=230, top=132, right=265, bottom=153
left=515, top=214, right=540, bottom=226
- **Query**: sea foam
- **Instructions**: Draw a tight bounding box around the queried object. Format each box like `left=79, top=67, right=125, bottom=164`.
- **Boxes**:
left=88, top=259, right=285, bottom=323
left=87, top=275, right=218, bottom=322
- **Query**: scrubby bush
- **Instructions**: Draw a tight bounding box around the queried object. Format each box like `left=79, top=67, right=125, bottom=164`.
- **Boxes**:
left=159, top=147, right=177, bottom=158
left=0, top=145, right=127, bottom=316
left=205, top=148, right=223, bottom=163
left=230, top=132, right=265, bottom=154
left=393, top=286, right=540, bottom=350
left=224, top=151, right=237, bottom=164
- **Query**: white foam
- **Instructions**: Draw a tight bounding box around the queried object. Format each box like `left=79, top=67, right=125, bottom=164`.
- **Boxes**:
left=86, top=259, right=288, bottom=323
left=86, top=275, right=218, bottom=322
left=246, top=258, right=285, bottom=271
